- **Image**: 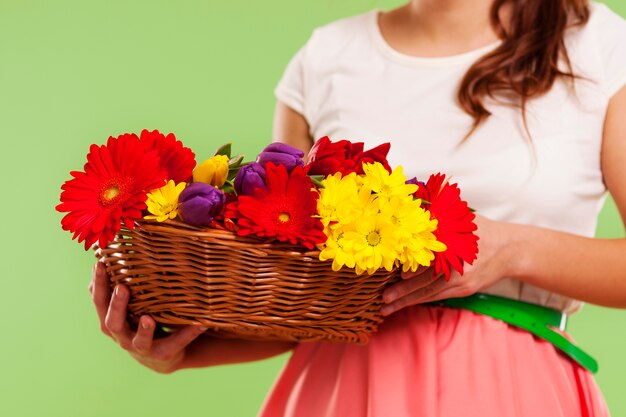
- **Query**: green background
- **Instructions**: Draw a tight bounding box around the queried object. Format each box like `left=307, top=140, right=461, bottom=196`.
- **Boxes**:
left=1, top=1, right=625, bottom=416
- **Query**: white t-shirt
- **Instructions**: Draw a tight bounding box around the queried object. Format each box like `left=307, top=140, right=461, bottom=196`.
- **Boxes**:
left=275, top=2, right=626, bottom=314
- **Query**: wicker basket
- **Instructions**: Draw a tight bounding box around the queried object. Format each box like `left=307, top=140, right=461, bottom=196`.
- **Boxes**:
left=97, top=219, right=399, bottom=344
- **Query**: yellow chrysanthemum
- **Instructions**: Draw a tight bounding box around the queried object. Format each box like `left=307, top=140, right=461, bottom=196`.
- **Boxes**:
left=317, top=164, right=446, bottom=275
left=193, top=154, right=229, bottom=187
left=381, top=197, right=446, bottom=272
left=144, top=180, right=186, bottom=222
left=318, top=172, right=359, bottom=229
left=378, top=195, right=418, bottom=240
left=319, top=228, right=357, bottom=272
left=361, top=162, right=418, bottom=200
left=337, top=199, right=401, bottom=275
left=317, top=172, right=374, bottom=232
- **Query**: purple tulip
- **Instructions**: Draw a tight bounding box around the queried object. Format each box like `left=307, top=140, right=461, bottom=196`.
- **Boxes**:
left=179, top=182, right=226, bottom=227
left=234, top=162, right=266, bottom=196
left=257, top=143, right=304, bottom=171
left=406, top=177, right=428, bottom=187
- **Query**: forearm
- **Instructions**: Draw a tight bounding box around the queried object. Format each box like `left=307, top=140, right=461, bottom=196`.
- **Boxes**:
left=506, top=222, right=626, bottom=308
left=174, top=335, right=296, bottom=371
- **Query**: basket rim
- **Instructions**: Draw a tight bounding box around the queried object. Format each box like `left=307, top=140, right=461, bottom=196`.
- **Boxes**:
left=125, top=218, right=323, bottom=257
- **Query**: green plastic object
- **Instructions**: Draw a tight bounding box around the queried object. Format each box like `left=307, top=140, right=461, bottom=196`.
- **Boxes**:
left=432, top=293, right=599, bottom=373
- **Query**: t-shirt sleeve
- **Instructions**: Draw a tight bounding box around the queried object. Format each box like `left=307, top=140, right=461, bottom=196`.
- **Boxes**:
left=594, top=4, right=626, bottom=97
left=274, top=45, right=307, bottom=116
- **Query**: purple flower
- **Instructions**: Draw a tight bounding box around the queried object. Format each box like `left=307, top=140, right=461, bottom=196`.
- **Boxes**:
left=179, top=182, right=226, bottom=227
left=257, top=143, right=304, bottom=171
left=406, top=177, right=426, bottom=187
left=234, top=162, right=266, bottom=196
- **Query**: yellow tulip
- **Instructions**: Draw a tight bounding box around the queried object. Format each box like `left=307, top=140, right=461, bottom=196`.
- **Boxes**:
left=193, top=155, right=229, bottom=187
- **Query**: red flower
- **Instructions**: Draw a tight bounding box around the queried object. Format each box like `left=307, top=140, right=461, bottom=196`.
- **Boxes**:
left=140, top=129, right=196, bottom=183
left=415, top=174, right=479, bottom=280
left=359, top=143, right=391, bottom=174
left=306, top=136, right=391, bottom=176
left=226, top=163, right=326, bottom=249
left=56, top=133, right=167, bottom=250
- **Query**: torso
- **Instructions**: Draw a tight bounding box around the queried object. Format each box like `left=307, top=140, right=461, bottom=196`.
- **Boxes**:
left=275, top=2, right=626, bottom=313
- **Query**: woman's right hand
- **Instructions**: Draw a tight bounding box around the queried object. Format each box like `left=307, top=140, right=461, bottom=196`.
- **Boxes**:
left=88, top=262, right=207, bottom=374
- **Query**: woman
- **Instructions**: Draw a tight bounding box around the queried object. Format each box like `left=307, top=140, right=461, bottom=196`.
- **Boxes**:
left=90, top=0, right=626, bottom=415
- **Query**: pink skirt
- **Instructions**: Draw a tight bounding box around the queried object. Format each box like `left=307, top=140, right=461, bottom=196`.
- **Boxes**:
left=259, top=305, right=609, bottom=417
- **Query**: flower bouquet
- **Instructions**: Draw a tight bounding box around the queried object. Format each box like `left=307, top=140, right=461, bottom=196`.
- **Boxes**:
left=57, top=130, right=478, bottom=343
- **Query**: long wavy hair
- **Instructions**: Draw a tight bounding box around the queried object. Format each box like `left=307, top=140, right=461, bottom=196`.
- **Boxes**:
left=459, top=0, right=590, bottom=137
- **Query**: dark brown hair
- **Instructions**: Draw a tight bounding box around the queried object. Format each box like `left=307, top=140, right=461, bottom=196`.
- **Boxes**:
left=458, top=0, right=590, bottom=137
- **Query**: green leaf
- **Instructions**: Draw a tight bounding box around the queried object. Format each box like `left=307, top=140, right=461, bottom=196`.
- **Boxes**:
left=228, top=153, right=245, bottom=167
left=213, top=143, right=232, bottom=158
left=227, top=167, right=242, bottom=181
left=221, top=181, right=235, bottom=194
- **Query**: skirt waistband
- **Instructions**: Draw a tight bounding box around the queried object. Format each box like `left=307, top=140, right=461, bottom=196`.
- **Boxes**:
left=430, top=293, right=598, bottom=373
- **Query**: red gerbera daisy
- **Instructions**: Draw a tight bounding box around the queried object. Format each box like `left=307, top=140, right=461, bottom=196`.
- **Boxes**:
left=56, top=133, right=167, bottom=250
left=226, top=162, right=326, bottom=249
left=415, top=174, right=479, bottom=280
left=140, top=129, right=196, bottom=183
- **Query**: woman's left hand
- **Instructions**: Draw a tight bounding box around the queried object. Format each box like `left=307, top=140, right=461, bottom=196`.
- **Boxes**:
left=381, top=214, right=516, bottom=316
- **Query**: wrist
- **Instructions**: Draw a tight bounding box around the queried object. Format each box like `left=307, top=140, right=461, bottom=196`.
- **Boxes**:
left=500, top=222, right=534, bottom=280
left=131, top=349, right=185, bottom=374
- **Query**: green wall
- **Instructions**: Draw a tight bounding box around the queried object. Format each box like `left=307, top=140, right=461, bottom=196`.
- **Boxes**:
left=1, top=1, right=624, bottom=416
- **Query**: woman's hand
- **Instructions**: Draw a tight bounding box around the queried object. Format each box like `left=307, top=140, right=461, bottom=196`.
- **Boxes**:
left=88, top=262, right=207, bottom=374
left=381, top=214, right=516, bottom=316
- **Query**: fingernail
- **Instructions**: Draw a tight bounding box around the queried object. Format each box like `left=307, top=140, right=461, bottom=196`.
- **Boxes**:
left=199, top=326, right=208, bottom=332
left=384, top=290, right=397, bottom=303
left=381, top=306, right=393, bottom=316
left=115, top=286, right=124, bottom=297
left=141, top=318, right=151, bottom=329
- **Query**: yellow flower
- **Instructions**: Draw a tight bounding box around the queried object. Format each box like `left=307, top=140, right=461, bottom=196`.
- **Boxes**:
left=317, top=172, right=368, bottom=230
left=193, top=154, right=229, bottom=187
left=317, top=164, right=444, bottom=275
left=144, top=180, right=186, bottom=222
left=319, top=228, right=357, bottom=272
left=381, top=197, right=446, bottom=272
left=336, top=198, right=401, bottom=275
left=361, top=162, right=418, bottom=200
